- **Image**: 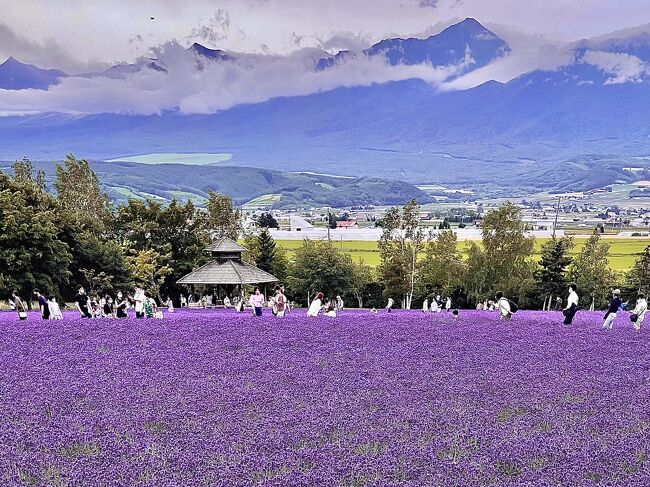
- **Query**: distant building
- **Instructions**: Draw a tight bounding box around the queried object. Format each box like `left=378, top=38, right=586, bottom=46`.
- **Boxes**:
left=289, top=216, right=314, bottom=232
left=336, top=221, right=358, bottom=229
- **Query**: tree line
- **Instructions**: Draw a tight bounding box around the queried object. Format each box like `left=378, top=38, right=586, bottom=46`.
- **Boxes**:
left=1, top=156, right=647, bottom=310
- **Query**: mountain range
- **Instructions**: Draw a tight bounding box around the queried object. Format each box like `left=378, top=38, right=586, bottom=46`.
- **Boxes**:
left=1, top=18, right=650, bottom=205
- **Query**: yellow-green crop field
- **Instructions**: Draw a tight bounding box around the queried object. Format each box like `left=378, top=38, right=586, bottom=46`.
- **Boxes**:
left=275, top=238, right=650, bottom=271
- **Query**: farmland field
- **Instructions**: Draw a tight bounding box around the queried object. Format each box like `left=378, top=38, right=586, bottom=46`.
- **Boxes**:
left=275, top=237, right=650, bottom=270
left=2, top=309, right=649, bottom=485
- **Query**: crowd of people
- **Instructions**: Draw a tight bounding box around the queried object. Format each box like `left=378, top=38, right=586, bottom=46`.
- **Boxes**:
left=6, top=283, right=648, bottom=332
left=8, top=286, right=174, bottom=321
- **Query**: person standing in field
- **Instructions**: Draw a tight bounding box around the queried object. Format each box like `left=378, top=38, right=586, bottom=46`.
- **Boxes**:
left=48, top=296, right=63, bottom=320
left=563, top=283, right=579, bottom=325
left=496, top=292, right=512, bottom=321
left=422, top=297, right=429, bottom=313
left=631, top=293, right=648, bottom=331
left=602, top=289, right=622, bottom=330
left=445, top=297, right=452, bottom=312
left=115, top=291, right=129, bottom=318
left=274, top=286, right=287, bottom=318
left=386, top=297, right=394, bottom=313
left=249, top=287, right=265, bottom=317
left=134, top=286, right=146, bottom=319
left=11, top=291, right=27, bottom=320
left=33, top=289, right=50, bottom=320
left=75, top=287, right=92, bottom=318
left=307, top=292, right=324, bottom=317
left=336, top=295, right=344, bottom=313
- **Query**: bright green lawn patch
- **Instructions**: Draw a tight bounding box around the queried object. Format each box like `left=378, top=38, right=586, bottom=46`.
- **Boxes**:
left=275, top=238, right=649, bottom=270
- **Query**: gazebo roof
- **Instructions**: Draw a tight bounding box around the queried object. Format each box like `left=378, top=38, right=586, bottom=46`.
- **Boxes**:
left=177, top=259, right=277, bottom=285
left=205, top=238, right=246, bottom=254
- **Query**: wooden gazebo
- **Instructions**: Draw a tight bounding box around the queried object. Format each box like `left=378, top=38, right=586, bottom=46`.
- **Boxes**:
left=177, top=238, right=277, bottom=298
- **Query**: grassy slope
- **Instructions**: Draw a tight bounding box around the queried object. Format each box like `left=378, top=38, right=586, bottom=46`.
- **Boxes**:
left=275, top=238, right=649, bottom=271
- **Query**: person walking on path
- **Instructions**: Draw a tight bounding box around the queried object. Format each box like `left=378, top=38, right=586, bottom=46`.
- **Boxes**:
left=563, top=284, right=579, bottom=325
left=307, top=292, right=324, bottom=317
left=603, top=289, right=622, bottom=330
left=631, top=293, right=648, bottom=331
left=11, top=291, right=27, bottom=320
left=496, top=292, right=512, bottom=321
left=249, top=287, right=265, bottom=317
left=75, top=287, right=92, bottom=318
left=33, top=289, right=50, bottom=320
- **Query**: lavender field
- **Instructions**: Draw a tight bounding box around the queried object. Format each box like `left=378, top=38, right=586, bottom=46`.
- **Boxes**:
left=1, top=309, right=650, bottom=486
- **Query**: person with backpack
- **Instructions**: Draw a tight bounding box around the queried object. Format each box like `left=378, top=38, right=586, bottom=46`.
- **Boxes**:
left=496, top=292, right=512, bottom=321
left=602, top=289, right=622, bottom=330
left=631, top=293, right=648, bottom=332
left=563, top=283, right=579, bottom=325
left=274, top=286, right=287, bottom=318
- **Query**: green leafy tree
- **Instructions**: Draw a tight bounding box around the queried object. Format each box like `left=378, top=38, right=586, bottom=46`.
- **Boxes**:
left=54, top=154, right=129, bottom=297
left=534, top=237, right=574, bottom=309
left=418, top=229, right=466, bottom=299
left=287, top=240, right=355, bottom=304
left=206, top=191, right=241, bottom=240
left=568, top=231, right=613, bottom=310
left=257, top=212, right=279, bottom=229
left=466, top=202, right=535, bottom=305
left=378, top=200, right=424, bottom=309
left=350, top=259, right=376, bottom=308
left=0, top=165, right=71, bottom=299
left=625, top=245, right=650, bottom=295
left=126, top=248, right=173, bottom=299
left=116, top=198, right=209, bottom=300
left=256, top=228, right=276, bottom=274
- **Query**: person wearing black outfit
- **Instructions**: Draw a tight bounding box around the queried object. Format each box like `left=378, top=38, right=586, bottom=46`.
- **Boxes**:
left=75, top=286, right=92, bottom=318
left=563, top=284, right=579, bottom=325
left=33, top=289, right=50, bottom=320
left=603, top=289, right=622, bottom=330
left=115, top=291, right=129, bottom=318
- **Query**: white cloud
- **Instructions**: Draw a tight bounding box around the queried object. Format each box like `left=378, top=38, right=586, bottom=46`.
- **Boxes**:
left=0, top=41, right=465, bottom=116
left=582, top=49, right=648, bottom=84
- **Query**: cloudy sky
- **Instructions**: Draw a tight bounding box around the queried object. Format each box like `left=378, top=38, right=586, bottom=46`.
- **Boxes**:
left=2, top=0, right=650, bottom=115
left=3, top=0, right=650, bottom=68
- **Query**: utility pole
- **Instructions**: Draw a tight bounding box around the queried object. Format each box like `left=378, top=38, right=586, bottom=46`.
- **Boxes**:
left=552, top=196, right=561, bottom=239
left=327, top=208, right=331, bottom=242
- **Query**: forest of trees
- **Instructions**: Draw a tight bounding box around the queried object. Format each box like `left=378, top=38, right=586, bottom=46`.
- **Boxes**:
left=1, top=156, right=648, bottom=310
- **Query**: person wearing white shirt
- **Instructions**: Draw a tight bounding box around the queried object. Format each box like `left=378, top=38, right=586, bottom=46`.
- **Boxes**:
left=386, top=297, right=394, bottom=313
left=632, top=293, right=648, bottom=331
left=48, top=295, right=63, bottom=320
left=307, top=292, right=324, bottom=317
left=563, top=283, right=579, bottom=325
left=496, top=292, right=512, bottom=321
left=445, top=297, right=452, bottom=312
left=134, top=287, right=146, bottom=319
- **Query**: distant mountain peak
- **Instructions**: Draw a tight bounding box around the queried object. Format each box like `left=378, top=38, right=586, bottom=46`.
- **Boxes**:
left=189, top=42, right=233, bottom=62
left=316, top=17, right=509, bottom=79
left=0, top=56, right=67, bottom=90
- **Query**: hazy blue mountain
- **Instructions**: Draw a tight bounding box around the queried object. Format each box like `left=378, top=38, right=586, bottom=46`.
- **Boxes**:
left=317, top=18, right=510, bottom=76
left=190, top=42, right=234, bottom=62
left=0, top=57, right=67, bottom=89
left=0, top=159, right=432, bottom=208
left=1, top=21, right=650, bottom=199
